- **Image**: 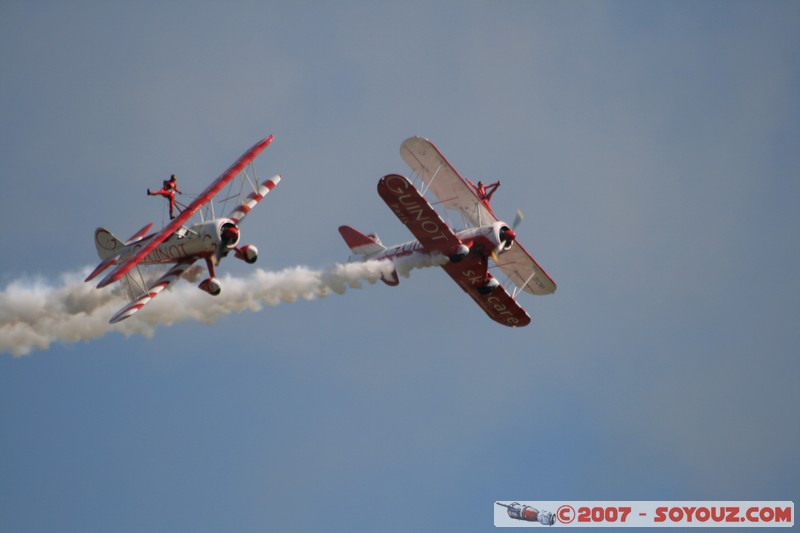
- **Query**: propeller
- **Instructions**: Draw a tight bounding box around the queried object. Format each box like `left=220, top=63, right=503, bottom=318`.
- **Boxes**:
left=512, top=209, right=524, bottom=230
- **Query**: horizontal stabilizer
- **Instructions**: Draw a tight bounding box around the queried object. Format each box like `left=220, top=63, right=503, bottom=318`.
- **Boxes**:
left=126, top=223, right=154, bottom=244
left=85, top=256, right=118, bottom=282
left=338, top=226, right=386, bottom=256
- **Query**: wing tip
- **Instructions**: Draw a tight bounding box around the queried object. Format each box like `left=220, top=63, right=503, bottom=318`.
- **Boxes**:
left=109, top=308, right=135, bottom=324
left=260, top=134, right=275, bottom=149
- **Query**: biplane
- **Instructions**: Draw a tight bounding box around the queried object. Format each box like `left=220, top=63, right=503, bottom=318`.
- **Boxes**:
left=339, top=136, right=556, bottom=327
left=86, top=135, right=280, bottom=323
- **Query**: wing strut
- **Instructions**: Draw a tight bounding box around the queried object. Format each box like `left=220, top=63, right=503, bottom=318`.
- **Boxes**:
left=418, top=162, right=444, bottom=197
left=510, top=270, right=539, bottom=300
left=109, top=258, right=197, bottom=323
left=377, top=174, right=463, bottom=254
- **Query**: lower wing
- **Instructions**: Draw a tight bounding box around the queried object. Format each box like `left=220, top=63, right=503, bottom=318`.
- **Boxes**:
left=441, top=254, right=531, bottom=327
left=109, top=258, right=197, bottom=324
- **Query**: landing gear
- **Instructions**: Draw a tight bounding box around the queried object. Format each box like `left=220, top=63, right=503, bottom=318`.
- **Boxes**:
left=234, top=244, right=258, bottom=264
left=199, top=257, right=222, bottom=296
left=198, top=277, right=221, bottom=296
left=477, top=277, right=500, bottom=295
left=448, top=244, right=470, bottom=263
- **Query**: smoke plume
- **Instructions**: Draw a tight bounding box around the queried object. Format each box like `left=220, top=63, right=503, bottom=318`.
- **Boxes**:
left=1, top=255, right=445, bottom=357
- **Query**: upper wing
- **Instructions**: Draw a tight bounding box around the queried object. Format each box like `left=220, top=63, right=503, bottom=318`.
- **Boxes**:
left=440, top=254, right=531, bottom=327
left=97, top=135, right=274, bottom=288
left=377, top=174, right=463, bottom=254
left=109, top=258, right=197, bottom=323
left=400, top=136, right=497, bottom=226
left=495, top=243, right=557, bottom=296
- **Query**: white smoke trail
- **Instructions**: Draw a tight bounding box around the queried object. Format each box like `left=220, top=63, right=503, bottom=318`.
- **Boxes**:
left=0, top=255, right=445, bottom=357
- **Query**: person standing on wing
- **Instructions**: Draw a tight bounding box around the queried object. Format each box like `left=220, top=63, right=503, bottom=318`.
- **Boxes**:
left=468, top=178, right=500, bottom=207
left=148, top=174, right=183, bottom=219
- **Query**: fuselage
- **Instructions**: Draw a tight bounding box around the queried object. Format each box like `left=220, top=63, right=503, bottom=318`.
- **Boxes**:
left=363, top=221, right=512, bottom=263
left=349, top=221, right=514, bottom=287
left=123, top=218, right=240, bottom=265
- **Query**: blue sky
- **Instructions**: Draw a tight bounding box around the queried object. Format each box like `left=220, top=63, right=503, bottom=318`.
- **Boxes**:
left=1, top=1, right=798, bottom=531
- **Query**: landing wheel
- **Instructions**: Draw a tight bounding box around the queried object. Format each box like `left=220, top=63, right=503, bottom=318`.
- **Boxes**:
left=448, top=244, right=470, bottom=263
left=478, top=283, right=498, bottom=296
left=199, top=277, right=222, bottom=296
left=477, top=275, right=500, bottom=296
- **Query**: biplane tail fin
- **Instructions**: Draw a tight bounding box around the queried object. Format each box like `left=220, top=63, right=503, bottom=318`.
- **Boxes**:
left=86, top=224, right=155, bottom=283
left=338, top=226, right=386, bottom=257
left=94, top=228, right=125, bottom=260
left=92, top=222, right=153, bottom=261
left=85, top=227, right=125, bottom=282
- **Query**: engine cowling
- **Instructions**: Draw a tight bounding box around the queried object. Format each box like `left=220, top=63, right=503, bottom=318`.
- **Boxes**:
left=218, top=222, right=240, bottom=253
left=235, top=244, right=258, bottom=264
left=498, top=225, right=516, bottom=250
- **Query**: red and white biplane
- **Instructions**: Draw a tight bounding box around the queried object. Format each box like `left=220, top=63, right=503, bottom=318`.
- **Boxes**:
left=86, top=135, right=280, bottom=323
left=339, top=136, right=556, bottom=327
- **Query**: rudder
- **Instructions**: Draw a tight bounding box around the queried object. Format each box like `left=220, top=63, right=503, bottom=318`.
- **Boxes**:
left=94, top=228, right=124, bottom=260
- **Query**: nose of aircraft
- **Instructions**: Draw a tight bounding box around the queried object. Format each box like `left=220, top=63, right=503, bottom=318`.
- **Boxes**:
left=501, top=228, right=516, bottom=243
left=223, top=225, right=239, bottom=242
